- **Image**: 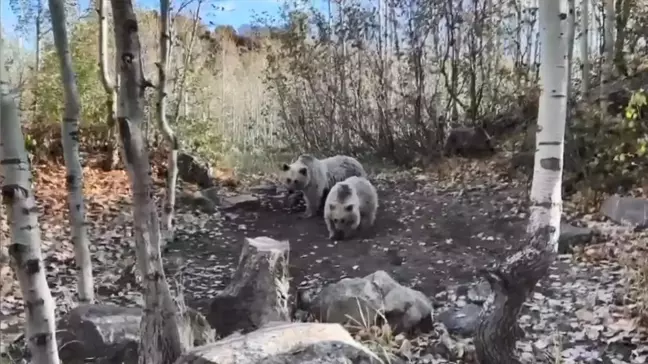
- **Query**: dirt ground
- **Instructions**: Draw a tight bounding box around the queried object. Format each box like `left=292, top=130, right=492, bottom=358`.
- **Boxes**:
left=166, top=173, right=530, bottom=310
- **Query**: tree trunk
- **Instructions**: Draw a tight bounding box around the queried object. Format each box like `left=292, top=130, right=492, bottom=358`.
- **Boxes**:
left=566, top=0, right=576, bottom=109
left=474, top=1, right=568, bottom=363
left=49, top=0, right=94, bottom=304
left=1, top=87, right=61, bottom=364
left=157, top=0, right=179, bottom=246
left=109, top=0, right=185, bottom=363
left=613, top=0, right=631, bottom=76
left=171, top=0, right=202, bottom=126
left=98, top=0, right=120, bottom=171
left=601, top=0, right=615, bottom=111
left=581, top=0, right=590, bottom=95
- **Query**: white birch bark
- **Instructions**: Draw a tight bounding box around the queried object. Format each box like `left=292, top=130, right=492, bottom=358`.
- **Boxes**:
left=48, top=0, right=95, bottom=304
left=475, top=1, right=568, bottom=362
left=110, top=1, right=185, bottom=362
left=1, top=86, right=61, bottom=364
left=601, top=0, right=615, bottom=110
left=580, top=0, right=590, bottom=94
left=157, top=0, right=179, bottom=246
left=528, top=0, right=568, bottom=247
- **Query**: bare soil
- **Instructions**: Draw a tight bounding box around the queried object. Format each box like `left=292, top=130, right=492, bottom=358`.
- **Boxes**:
left=166, top=174, right=530, bottom=309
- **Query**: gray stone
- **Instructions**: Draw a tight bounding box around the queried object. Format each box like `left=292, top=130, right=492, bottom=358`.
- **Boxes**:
left=601, top=195, right=648, bottom=229
left=56, top=304, right=213, bottom=364
left=221, top=194, right=260, bottom=210
left=309, top=270, right=433, bottom=333
left=437, top=303, right=482, bottom=336
left=249, top=182, right=278, bottom=195
left=178, top=190, right=217, bottom=213
left=178, top=152, right=215, bottom=189
left=558, top=222, right=594, bottom=253
left=174, top=322, right=382, bottom=364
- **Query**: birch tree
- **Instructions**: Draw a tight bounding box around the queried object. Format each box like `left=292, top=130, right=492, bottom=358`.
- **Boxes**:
left=97, top=0, right=120, bottom=171
left=566, top=0, right=575, bottom=106
left=580, top=0, right=590, bottom=95
left=48, top=0, right=95, bottom=304
left=157, top=0, right=179, bottom=245
left=474, top=0, right=568, bottom=362
left=1, top=86, right=61, bottom=364
left=601, top=0, right=615, bottom=110
left=110, top=0, right=185, bottom=362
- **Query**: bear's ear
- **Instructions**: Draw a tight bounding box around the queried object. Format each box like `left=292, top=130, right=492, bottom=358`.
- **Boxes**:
left=298, top=167, right=308, bottom=176
left=344, top=204, right=354, bottom=212
left=281, top=163, right=290, bottom=171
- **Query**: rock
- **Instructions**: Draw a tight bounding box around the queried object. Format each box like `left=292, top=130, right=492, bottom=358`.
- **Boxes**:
left=178, top=152, right=215, bottom=189
left=207, top=237, right=291, bottom=337
left=249, top=182, right=278, bottom=195
left=558, top=222, right=594, bottom=254
left=178, top=190, right=217, bottom=213
left=437, top=303, right=482, bottom=336
left=174, top=322, right=382, bottom=364
left=221, top=194, right=260, bottom=210
left=308, top=270, right=433, bottom=333
left=601, top=195, right=648, bottom=229
left=56, top=304, right=213, bottom=364
left=443, top=127, right=496, bottom=157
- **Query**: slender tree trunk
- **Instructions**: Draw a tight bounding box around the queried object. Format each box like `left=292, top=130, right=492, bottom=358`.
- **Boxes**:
left=97, top=0, right=120, bottom=171
left=581, top=0, right=590, bottom=95
left=567, top=0, right=576, bottom=108
left=474, top=1, right=568, bottom=363
left=49, top=0, right=94, bottom=304
left=613, top=0, right=631, bottom=76
left=110, top=0, right=184, bottom=362
left=601, top=0, right=615, bottom=111
left=171, top=0, right=202, bottom=125
left=157, top=0, right=179, bottom=246
left=1, top=88, right=61, bottom=364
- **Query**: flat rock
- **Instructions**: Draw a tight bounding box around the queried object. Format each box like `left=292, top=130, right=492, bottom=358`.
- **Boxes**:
left=307, top=270, right=433, bottom=333
left=600, top=195, right=648, bottom=229
left=174, top=322, right=382, bottom=364
left=249, top=182, right=278, bottom=195
left=437, top=303, right=482, bottom=336
left=558, top=222, right=594, bottom=253
left=221, top=194, right=260, bottom=210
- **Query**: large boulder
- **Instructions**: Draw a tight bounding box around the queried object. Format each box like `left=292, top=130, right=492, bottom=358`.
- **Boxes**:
left=57, top=304, right=213, bottom=364
left=174, top=322, right=383, bottom=364
left=303, top=270, right=433, bottom=334
left=207, top=237, right=291, bottom=337
left=601, top=195, right=648, bottom=230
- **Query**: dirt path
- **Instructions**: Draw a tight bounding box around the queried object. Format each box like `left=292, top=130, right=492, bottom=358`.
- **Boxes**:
left=166, top=175, right=530, bottom=309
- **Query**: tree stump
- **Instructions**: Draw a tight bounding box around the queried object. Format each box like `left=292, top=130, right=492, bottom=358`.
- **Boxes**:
left=207, top=237, right=291, bottom=337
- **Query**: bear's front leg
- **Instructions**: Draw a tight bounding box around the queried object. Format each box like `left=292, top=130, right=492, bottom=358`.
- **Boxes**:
left=302, top=190, right=320, bottom=218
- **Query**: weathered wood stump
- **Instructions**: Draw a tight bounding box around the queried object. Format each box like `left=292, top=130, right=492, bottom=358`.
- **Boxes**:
left=206, top=237, right=291, bottom=337
left=174, top=322, right=382, bottom=364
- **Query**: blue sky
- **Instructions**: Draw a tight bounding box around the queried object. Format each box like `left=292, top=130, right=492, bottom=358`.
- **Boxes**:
left=1, top=0, right=328, bottom=40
